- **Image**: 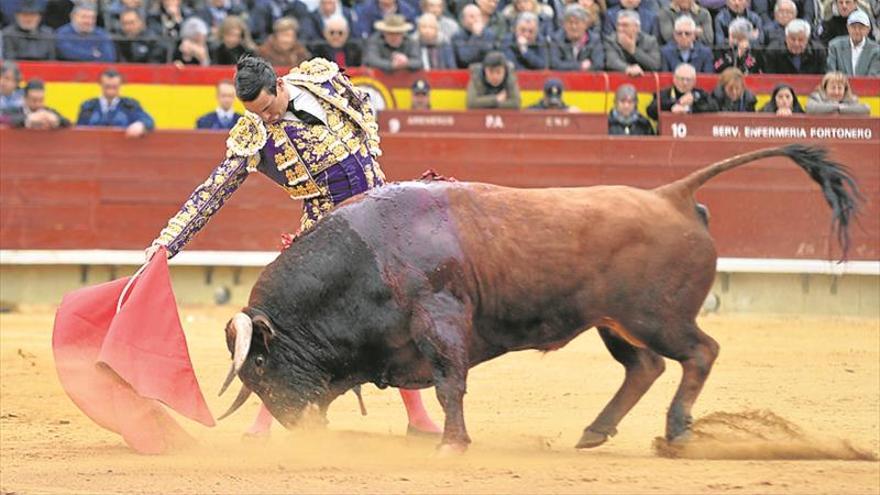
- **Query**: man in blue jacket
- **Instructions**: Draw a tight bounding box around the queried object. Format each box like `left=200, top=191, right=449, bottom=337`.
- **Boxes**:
left=76, top=68, right=154, bottom=138
left=55, top=2, right=115, bottom=62
left=196, top=80, right=242, bottom=130
left=660, top=16, right=714, bottom=72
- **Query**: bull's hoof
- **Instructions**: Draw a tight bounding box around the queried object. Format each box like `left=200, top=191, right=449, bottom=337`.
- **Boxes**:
left=666, top=429, right=693, bottom=446
left=407, top=424, right=443, bottom=438
left=575, top=429, right=610, bottom=449
left=435, top=442, right=468, bottom=456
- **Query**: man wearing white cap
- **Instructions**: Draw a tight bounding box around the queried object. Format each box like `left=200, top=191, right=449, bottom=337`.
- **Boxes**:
left=827, top=10, right=880, bottom=76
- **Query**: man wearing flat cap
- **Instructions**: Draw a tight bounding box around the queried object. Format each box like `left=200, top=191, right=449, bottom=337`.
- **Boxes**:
left=365, top=13, right=424, bottom=71
left=827, top=10, right=880, bottom=76
left=2, top=0, right=56, bottom=60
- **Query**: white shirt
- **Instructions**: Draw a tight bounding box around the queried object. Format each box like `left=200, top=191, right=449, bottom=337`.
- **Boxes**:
left=283, top=80, right=328, bottom=125
left=215, top=108, right=235, bottom=122
left=851, top=37, right=866, bottom=73
left=99, top=97, right=120, bottom=114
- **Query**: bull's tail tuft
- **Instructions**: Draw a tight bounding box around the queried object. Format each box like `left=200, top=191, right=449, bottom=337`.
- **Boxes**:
left=779, top=145, right=862, bottom=257
left=661, top=145, right=863, bottom=258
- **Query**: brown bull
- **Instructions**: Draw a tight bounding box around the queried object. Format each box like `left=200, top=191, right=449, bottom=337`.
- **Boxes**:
left=219, top=145, right=860, bottom=451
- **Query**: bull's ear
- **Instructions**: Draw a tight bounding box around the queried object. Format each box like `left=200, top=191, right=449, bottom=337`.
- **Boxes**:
left=252, top=314, right=277, bottom=348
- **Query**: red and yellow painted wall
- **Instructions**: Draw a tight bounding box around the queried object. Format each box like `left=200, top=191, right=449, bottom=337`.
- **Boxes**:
left=15, top=61, right=880, bottom=129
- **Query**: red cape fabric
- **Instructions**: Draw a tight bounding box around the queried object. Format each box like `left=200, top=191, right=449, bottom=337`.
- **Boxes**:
left=52, top=249, right=214, bottom=454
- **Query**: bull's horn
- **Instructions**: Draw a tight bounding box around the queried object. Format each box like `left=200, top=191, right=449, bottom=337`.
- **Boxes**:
left=218, top=362, right=237, bottom=396
left=218, top=312, right=253, bottom=396
left=217, top=385, right=252, bottom=421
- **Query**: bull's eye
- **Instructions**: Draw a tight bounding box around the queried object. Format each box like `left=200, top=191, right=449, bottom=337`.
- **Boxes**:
left=255, top=355, right=265, bottom=367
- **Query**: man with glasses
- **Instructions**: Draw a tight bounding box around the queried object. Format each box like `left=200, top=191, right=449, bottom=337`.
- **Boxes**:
left=646, top=62, right=716, bottom=120
left=661, top=16, right=713, bottom=72
left=311, top=15, right=363, bottom=68
left=656, top=0, right=713, bottom=45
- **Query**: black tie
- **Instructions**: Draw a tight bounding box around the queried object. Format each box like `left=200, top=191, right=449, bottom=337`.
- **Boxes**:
left=287, top=100, right=322, bottom=126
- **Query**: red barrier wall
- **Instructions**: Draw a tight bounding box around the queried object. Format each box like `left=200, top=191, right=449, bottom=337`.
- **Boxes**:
left=0, top=126, right=877, bottom=260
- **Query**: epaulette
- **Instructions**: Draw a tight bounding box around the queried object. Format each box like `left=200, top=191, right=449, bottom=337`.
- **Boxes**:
left=284, top=57, right=339, bottom=85
left=226, top=111, right=266, bottom=171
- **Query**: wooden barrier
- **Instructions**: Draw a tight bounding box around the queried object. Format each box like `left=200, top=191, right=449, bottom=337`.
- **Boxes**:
left=377, top=110, right=607, bottom=135
left=0, top=127, right=877, bottom=260
left=660, top=112, right=880, bottom=141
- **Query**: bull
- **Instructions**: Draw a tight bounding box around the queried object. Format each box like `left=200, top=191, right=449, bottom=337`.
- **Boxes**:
left=218, top=145, right=859, bottom=451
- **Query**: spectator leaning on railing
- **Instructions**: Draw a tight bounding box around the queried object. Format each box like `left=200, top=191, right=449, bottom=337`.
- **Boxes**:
left=55, top=1, right=116, bottom=62
left=661, top=15, right=714, bottom=72
left=759, top=83, right=805, bottom=115
left=710, top=66, right=757, bottom=111
left=76, top=68, right=154, bottom=138
left=826, top=9, right=880, bottom=75
left=0, top=61, right=24, bottom=114
left=1, top=79, right=70, bottom=130
left=466, top=50, right=521, bottom=109
left=646, top=62, right=717, bottom=120
left=310, top=15, right=363, bottom=68
left=2, top=0, right=56, bottom=61
left=549, top=4, right=604, bottom=71
left=501, top=11, right=549, bottom=69
left=805, top=71, right=870, bottom=114
left=763, top=18, right=826, bottom=73
left=604, top=9, right=661, bottom=76
left=210, top=15, right=256, bottom=65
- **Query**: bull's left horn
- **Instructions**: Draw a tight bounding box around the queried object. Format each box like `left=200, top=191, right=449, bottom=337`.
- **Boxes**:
left=218, top=385, right=252, bottom=421
left=218, top=312, right=253, bottom=396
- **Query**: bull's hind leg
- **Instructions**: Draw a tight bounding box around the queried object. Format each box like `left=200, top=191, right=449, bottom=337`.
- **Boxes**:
left=651, top=321, right=720, bottom=442
left=577, top=326, right=666, bottom=449
left=411, top=292, right=473, bottom=451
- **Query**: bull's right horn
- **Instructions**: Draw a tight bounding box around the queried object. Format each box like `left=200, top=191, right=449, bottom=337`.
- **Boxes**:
left=218, top=312, right=253, bottom=396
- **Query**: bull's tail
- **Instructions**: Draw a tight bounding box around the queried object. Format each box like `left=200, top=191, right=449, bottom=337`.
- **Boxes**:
left=657, top=144, right=862, bottom=257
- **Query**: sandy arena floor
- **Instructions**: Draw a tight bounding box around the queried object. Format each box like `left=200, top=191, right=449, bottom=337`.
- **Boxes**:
left=1, top=308, right=878, bottom=495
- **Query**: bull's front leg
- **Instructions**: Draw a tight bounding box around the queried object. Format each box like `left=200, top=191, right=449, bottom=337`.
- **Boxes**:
left=411, top=291, right=472, bottom=452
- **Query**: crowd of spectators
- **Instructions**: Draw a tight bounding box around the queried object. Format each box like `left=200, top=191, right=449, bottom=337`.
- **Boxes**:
left=0, top=0, right=876, bottom=75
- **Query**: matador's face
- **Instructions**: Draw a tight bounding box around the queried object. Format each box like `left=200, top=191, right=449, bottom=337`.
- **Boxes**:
left=243, top=79, right=290, bottom=124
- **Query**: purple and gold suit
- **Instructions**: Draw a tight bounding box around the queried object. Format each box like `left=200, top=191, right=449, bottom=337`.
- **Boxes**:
left=153, top=59, right=385, bottom=257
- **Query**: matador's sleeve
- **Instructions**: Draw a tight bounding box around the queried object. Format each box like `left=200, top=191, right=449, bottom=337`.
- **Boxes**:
left=336, top=73, right=382, bottom=159
left=151, top=113, right=266, bottom=258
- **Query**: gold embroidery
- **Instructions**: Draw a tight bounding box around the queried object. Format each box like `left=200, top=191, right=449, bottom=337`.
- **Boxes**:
left=226, top=112, right=266, bottom=159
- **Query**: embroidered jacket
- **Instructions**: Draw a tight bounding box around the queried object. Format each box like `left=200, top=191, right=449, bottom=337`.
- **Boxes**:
left=152, top=59, right=384, bottom=257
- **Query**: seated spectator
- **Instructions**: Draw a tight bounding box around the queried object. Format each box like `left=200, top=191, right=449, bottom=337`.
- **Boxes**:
left=502, top=0, right=555, bottom=37
left=411, top=78, right=432, bottom=109
left=759, top=83, right=804, bottom=115
left=604, top=9, right=661, bottom=76
left=656, top=0, right=713, bottom=46
left=354, top=0, right=418, bottom=39
left=210, top=15, right=256, bottom=65
left=413, top=13, right=457, bottom=69
left=116, top=8, right=169, bottom=64
left=710, top=67, right=756, bottom=111
left=466, top=50, right=521, bottom=109
left=549, top=4, right=604, bottom=71
left=248, top=0, right=309, bottom=44
left=310, top=15, right=363, bottom=68
left=420, top=0, right=460, bottom=43
left=475, top=0, right=509, bottom=41
left=646, top=62, right=717, bottom=119
left=302, top=0, right=356, bottom=44
left=714, top=0, right=764, bottom=47
left=364, top=14, right=422, bottom=71
left=603, top=0, right=658, bottom=37
left=76, top=68, right=154, bottom=138
left=2, top=0, right=56, bottom=61
left=763, top=0, right=798, bottom=46
left=102, top=0, right=150, bottom=35
left=451, top=4, right=496, bottom=68
left=196, top=80, right=241, bottom=130
left=501, top=12, right=550, bottom=69
left=713, top=18, right=764, bottom=73
left=148, top=0, right=194, bottom=40
left=820, top=0, right=867, bottom=44
left=805, top=71, right=870, bottom=114
left=608, top=83, right=655, bottom=135
left=527, top=78, right=573, bottom=110
left=258, top=17, right=311, bottom=67
left=764, top=19, right=826, bottom=73
left=826, top=10, right=880, bottom=75
left=2, top=79, right=71, bottom=129
left=661, top=16, right=714, bottom=72
left=172, top=16, right=211, bottom=66
left=195, top=0, right=246, bottom=40
left=0, top=61, right=25, bottom=114
left=55, top=1, right=116, bottom=61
